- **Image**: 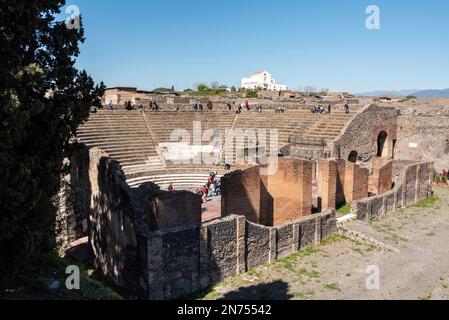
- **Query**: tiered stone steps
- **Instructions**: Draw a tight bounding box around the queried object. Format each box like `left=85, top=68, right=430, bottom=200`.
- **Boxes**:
left=125, top=167, right=228, bottom=190
left=76, top=110, right=164, bottom=172
left=75, top=109, right=357, bottom=190
left=301, top=113, right=356, bottom=140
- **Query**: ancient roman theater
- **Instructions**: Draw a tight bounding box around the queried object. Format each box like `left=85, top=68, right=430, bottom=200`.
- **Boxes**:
left=57, top=90, right=449, bottom=299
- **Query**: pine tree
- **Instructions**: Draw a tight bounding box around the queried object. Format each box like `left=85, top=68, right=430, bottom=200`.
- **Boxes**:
left=0, top=0, right=104, bottom=278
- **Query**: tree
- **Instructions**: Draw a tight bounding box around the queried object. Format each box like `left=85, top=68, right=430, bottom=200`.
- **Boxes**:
left=319, top=88, right=330, bottom=96
left=0, top=0, right=104, bottom=278
left=210, top=81, right=220, bottom=89
left=196, top=83, right=210, bottom=91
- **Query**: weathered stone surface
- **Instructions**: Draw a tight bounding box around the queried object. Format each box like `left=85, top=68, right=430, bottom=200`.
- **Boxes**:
left=352, top=161, right=433, bottom=222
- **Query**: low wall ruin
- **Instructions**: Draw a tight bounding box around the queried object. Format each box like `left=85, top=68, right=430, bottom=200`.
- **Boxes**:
left=145, top=210, right=336, bottom=300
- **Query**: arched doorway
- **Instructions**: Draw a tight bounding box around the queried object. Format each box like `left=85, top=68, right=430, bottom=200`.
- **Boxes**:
left=348, top=150, right=358, bottom=163
left=377, top=131, right=388, bottom=157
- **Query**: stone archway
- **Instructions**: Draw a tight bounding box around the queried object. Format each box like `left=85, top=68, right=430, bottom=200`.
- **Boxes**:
left=377, top=131, right=388, bottom=158
left=348, top=150, right=358, bottom=163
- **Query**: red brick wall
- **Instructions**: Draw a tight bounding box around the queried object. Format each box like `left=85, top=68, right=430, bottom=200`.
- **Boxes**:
left=265, top=158, right=312, bottom=225
left=221, top=166, right=262, bottom=224
left=317, top=159, right=337, bottom=211
left=336, top=160, right=369, bottom=203
left=369, top=158, right=393, bottom=195
left=221, top=158, right=313, bottom=226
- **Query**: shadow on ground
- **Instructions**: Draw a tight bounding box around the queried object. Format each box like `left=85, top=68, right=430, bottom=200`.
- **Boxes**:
left=218, top=280, right=293, bottom=300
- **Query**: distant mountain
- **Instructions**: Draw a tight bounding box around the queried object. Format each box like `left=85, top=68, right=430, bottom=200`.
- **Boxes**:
left=413, top=88, right=449, bottom=99
left=354, top=89, right=419, bottom=97
left=354, top=88, right=449, bottom=99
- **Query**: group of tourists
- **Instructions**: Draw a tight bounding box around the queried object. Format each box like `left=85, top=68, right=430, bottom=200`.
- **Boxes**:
left=275, top=106, right=287, bottom=113
left=200, top=172, right=221, bottom=203
left=149, top=101, right=160, bottom=111
left=191, top=100, right=214, bottom=111
left=312, top=105, right=328, bottom=114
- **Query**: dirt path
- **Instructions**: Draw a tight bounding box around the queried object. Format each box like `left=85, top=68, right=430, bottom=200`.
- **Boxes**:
left=199, top=186, right=449, bottom=300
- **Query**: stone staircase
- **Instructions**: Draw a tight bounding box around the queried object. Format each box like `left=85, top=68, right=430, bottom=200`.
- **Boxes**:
left=76, top=110, right=164, bottom=175
left=76, top=109, right=358, bottom=190
left=301, top=113, right=356, bottom=141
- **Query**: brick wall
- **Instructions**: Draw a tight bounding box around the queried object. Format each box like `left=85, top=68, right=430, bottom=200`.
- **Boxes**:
left=221, top=158, right=313, bottom=226
left=317, top=159, right=337, bottom=210
left=369, top=158, right=393, bottom=195
left=221, top=166, right=262, bottom=223
left=335, top=160, right=369, bottom=204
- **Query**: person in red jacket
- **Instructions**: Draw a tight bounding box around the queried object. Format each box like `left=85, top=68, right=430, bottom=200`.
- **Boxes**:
left=168, top=183, right=174, bottom=192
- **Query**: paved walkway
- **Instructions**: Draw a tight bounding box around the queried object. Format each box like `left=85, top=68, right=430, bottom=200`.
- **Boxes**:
left=202, top=196, right=222, bottom=222
left=199, top=186, right=449, bottom=300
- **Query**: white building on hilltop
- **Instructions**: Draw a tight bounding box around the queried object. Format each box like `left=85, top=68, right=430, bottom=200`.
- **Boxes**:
left=241, top=70, right=288, bottom=91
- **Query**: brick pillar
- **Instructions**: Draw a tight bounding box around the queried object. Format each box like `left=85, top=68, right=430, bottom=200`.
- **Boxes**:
left=317, top=159, right=337, bottom=211
left=344, top=162, right=369, bottom=202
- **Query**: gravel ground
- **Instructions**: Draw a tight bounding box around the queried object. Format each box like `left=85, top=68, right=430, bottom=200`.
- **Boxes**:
left=199, top=186, right=449, bottom=300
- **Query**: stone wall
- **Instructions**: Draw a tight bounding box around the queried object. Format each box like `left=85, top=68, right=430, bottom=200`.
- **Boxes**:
left=221, top=158, right=313, bottom=226
left=395, top=115, right=449, bottom=172
left=56, top=146, right=91, bottom=252
left=77, top=146, right=337, bottom=300
left=56, top=146, right=202, bottom=296
left=334, top=104, right=398, bottom=164
left=352, top=161, right=433, bottom=221
left=145, top=210, right=336, bottom=300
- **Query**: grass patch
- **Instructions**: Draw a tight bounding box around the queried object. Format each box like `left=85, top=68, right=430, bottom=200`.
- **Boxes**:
left=418, top=293, right=432, bottom=300
left=336, top=203, right=351, bottom=215
left=412, top=195, right=441, bottom=208
left=324, top=283, right=341, bottom=291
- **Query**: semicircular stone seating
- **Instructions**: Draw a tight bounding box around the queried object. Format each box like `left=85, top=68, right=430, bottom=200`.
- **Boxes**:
left=76, top=108, right=356, bottom=190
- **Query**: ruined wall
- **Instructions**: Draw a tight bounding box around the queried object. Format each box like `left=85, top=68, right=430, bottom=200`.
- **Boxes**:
left=79, top=148, right=337, bottom=300
left=317, top=159, right=337, bottom=210
left=151, top=191, right=202, bottom=229
left=66, top=148, right=201, bottom=296
left=352, top=161, right=433, bottom=221
left=395, top=115, right=449, bottom=172
left=221, top=166, right=262, bottom=223
left=369, top=158, right=393, bottom=195
left=264, top=159, right=312, bottom=225
left=146, top=210, right=336, bottom=300
left=335, top=160, right=369, bottom=204
left=334, top=104, right=398, bottom=164
left=221, top=158, right=313, bottom=226
left=56, top=146, right=91, bottom=252
left=88, top=148, right=151, bottom=297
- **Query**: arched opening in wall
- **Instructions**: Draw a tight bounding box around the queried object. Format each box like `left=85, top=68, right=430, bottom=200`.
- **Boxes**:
left=377, top=131, right=388, bottom=158
left=348, top=151, right=358, bottom=163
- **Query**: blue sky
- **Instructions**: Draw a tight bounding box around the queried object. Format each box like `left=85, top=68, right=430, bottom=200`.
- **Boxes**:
left=62, top=0, right=449, bottom=93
